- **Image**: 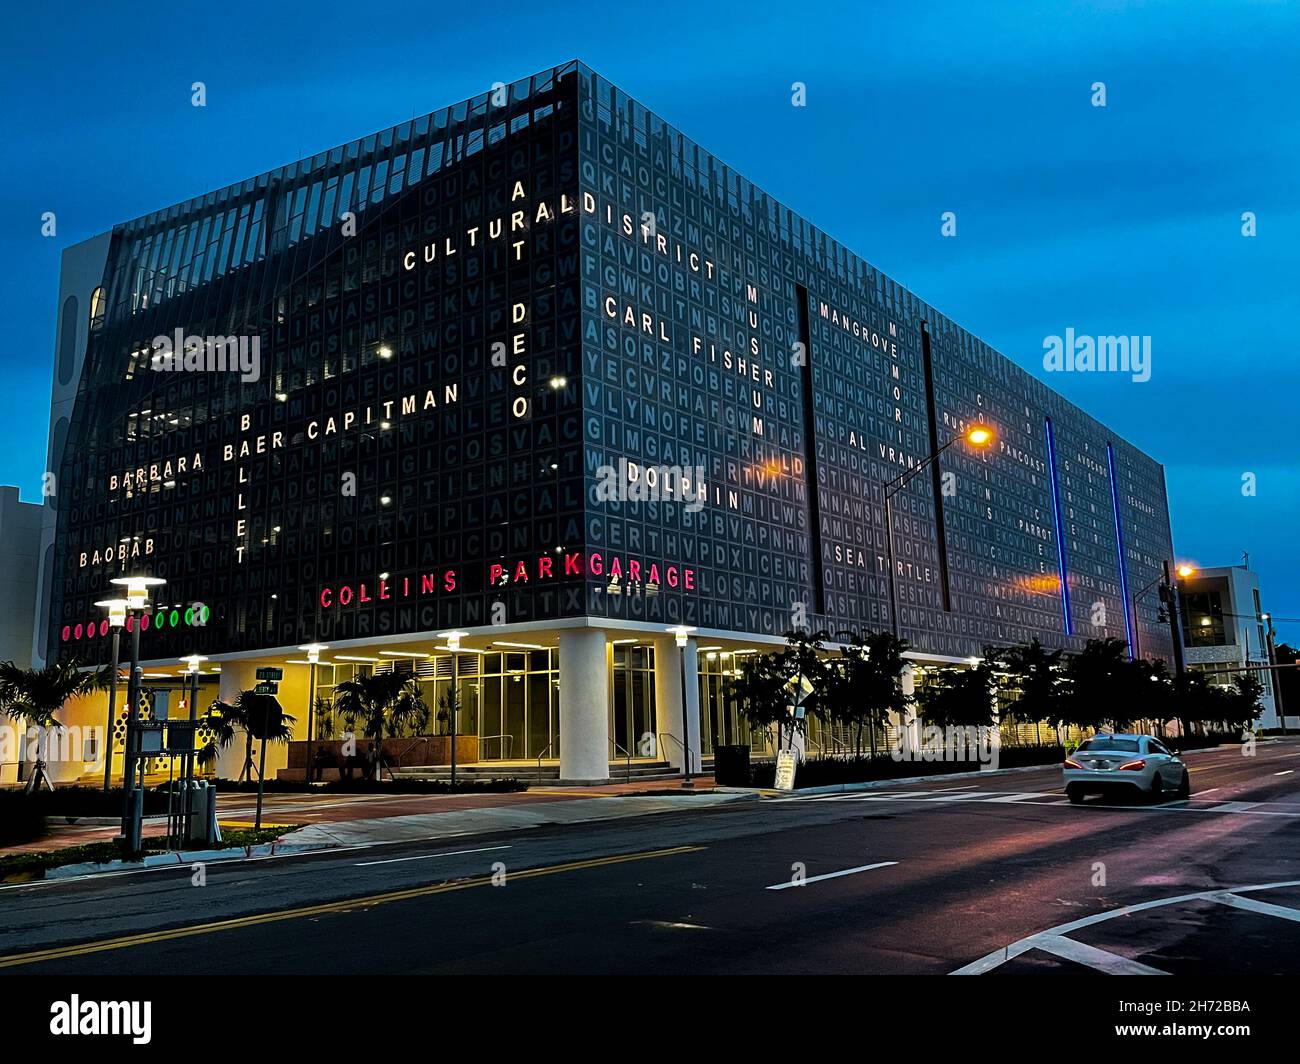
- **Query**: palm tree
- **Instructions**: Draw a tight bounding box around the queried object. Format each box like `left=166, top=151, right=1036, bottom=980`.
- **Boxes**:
left=199, top=691, right=265, bottom=780
left=201, top=690, right=296, bottom=776
left=0, top=659, right=111, bottom=792
left=200, top=689, right=295, bottom=828
left=333, top=672, right=428, bottom=780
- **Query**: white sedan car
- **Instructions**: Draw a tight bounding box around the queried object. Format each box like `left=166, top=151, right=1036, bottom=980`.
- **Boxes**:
left=1063, top=734, right=1190, bottom=803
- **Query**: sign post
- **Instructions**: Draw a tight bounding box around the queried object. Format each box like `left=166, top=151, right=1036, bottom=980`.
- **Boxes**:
left=774, top=749, right=798, bottom=792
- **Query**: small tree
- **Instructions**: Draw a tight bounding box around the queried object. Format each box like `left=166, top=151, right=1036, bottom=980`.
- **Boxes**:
left=1062, top=638, right=1133, bottom=733
left=333, top=672, right=428, bottom=780
left=726, top=649, right=797, bottom=754
left=0, top=659, right=111, bottom=792
left=200, top=690, right=293, bottom=782
left=1125, top=657, right=1174, bottom=735
left=916, top=660, right=998, bottom=730
left=1172, top=670, right=1222, bottom=737
left=996, top=639, right=1064, bottom=746
left=1224, top=673, right=1266, bottom=734
left=784, top=629, right=829, bottom=748
left=860, top=630, right=912, bottom=757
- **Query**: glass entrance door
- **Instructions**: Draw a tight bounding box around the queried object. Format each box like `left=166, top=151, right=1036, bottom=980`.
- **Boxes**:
left=478, top=650, right=558, bottom=760
left=611, top=644, right=656, bottom=758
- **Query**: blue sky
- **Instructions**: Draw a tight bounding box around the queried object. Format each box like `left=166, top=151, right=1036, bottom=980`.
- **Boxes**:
left=1, top=0, right=1296, bottom=638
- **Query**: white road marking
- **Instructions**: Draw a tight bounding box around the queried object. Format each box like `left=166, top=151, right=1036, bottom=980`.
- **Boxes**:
left=920, top=792, right=1011, bottom=802
left=951, top=878, right=1300, bottom=975
left=766, top=861, right=897, bottom=890
left=982, top=792, right=1060, bottom=803
left=1203, top=801, right=1262, bottom=814
left=857, top=785, right=951, bottom=796
left=1275, top=770, right=1294, bottom=776
left=1031, top=934, right=1169, bottom=975
left=1207, top=892, right=1300, bottom=923
left=355, top=844, right=510, bottom=867
left=776, top=788, right=1300, bottom=817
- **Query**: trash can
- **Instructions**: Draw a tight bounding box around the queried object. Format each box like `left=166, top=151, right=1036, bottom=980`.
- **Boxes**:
left=713, top=744, right=751, bottom=786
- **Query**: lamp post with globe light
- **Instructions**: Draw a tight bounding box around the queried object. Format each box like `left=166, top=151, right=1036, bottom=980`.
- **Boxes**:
left=108, top=575, right=164, bottom=841
left=93, top=598, right=128, bottom=791
left=438, top=632, right=467, bottom=786
left=667, top=625, right=697, bottom=787
left=299, top=644, right=328, bottom=782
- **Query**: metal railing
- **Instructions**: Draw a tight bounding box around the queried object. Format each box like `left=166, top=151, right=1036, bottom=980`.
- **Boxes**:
left=390, top=737, right=429, bottom=770
left=535, top=737, right=559, bottom=786
left=657, top=732, right=695, bottom=777
left=479, top=733, right=515, bottom=761
left=818, top=731, right=852, bottom=756
left=610, top=740, right=634, bottom=783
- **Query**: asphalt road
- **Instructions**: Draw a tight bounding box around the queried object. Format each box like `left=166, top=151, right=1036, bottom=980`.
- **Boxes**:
left=3, top=740, right=1299, bottom=975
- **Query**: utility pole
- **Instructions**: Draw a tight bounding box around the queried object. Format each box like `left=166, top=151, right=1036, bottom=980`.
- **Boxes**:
left=1262, top=613, right=1286, bottom=736
left=1161, top=560, right=1188, bottom=680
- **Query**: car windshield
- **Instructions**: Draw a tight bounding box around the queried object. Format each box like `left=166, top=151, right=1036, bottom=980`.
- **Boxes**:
left=1077, top=737, right=1140, bottom=753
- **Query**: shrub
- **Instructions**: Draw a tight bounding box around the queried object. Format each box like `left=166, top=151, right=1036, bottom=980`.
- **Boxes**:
left=0, top=797, right=46, bottom=846
left=751, top=744, right=1065, bottom=789
left=0, top=787, right=172, bottom=846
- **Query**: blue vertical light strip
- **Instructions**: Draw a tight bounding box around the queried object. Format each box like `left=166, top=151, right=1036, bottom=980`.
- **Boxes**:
left=1106, top=442, right=1135, bottom=657
left=1044, top=417, right=1072, bottom=635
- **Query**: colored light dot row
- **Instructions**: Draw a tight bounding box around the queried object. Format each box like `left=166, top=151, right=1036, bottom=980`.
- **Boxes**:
left=62, top=604, right=210, bottom=644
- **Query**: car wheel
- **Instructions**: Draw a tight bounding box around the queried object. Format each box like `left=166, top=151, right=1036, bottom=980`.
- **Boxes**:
left=1066, top=785, right=1084, bottom=804
left=1148, top=773, right=1163, bottom=803
left=1176, top=770, right=1190, bottom=799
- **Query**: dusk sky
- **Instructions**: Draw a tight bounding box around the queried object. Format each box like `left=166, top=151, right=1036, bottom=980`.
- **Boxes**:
left=2, top=1, right=1296, bottom=637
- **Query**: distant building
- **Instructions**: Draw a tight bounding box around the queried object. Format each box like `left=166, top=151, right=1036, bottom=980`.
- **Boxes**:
left=1180, top=564, right=1293, bottom=730
left=0, top=486, right=41, bottom=667
left=0, top=485, right=42, bottom=784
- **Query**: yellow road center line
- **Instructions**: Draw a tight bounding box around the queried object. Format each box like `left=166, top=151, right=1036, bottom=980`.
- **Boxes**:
left=0, top=845, right=703, bottom=969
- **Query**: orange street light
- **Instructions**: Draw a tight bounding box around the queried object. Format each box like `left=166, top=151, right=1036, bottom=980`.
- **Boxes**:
left=966, top=426, right=993, bottom=446
left=1176, top=564, right=1196, bottom=579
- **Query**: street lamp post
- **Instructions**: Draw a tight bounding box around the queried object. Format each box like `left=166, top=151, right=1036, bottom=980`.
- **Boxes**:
left=109, top=575, right=165, bottom=842
left=94, top=598, right=128, bottom=791
left=179, top=654, right=206, bottom=842
left=668, top=625, right=697, bottom=788
left=880, top=425, right=993, bottom=638
left=299, top=644, right=328, bottom=783
left=1261, top=613, right=1286, bottom=736
left=1132, top=563, right=1195, bottom=665
left=1162, top=561, right=1195, bottom=681
left=438, top=632, right=467, bottom=787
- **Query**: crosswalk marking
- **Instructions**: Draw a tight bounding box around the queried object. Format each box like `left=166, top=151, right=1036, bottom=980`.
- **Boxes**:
left=768, top=788, right=1300, bottom=817
left=982, top=792, right=1060, bottom=803
left=919, top=792, right=1021, bottom=802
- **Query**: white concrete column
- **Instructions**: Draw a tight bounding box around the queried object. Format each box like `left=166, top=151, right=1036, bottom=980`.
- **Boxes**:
left=653, top=637, right=683, bottom=769
left=682, top=638, right=701, bottom=772
left=559, top=628, right=609, bottom=782
left=901, top=663, right=919, bottom=756
left=653, top=636, right=702, bottom=773
left=216, top=661, right=259, bottom=781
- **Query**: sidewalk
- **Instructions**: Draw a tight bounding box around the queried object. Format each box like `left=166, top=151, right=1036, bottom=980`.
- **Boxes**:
left=0, top=776, right=723, bottom=858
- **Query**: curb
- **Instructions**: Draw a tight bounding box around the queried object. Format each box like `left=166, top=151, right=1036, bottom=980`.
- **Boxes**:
left=36, top=838, right=326, bottom=882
